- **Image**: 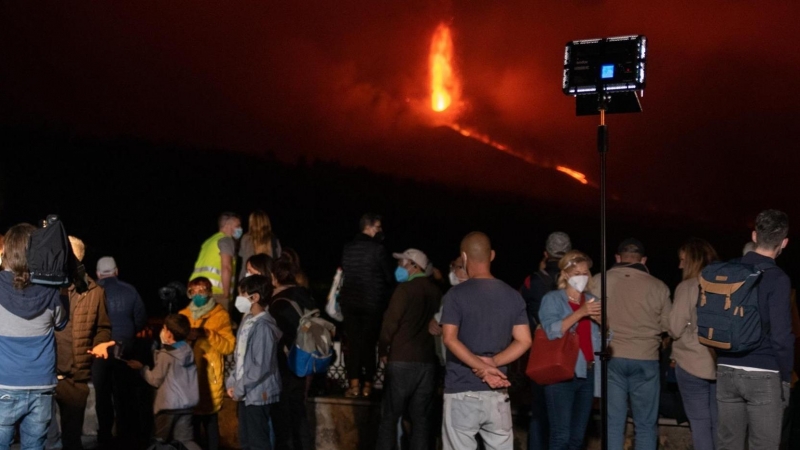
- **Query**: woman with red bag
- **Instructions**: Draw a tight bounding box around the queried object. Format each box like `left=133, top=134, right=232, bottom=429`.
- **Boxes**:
left=537, top=250, right=602, bottom=450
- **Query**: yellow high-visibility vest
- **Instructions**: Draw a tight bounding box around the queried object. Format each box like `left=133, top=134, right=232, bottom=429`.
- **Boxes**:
left=190, top=232, right=236, bottom=296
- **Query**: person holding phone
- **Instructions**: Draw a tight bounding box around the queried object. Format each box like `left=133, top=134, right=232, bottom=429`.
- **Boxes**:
left=538, top=250, right=601, bottom=450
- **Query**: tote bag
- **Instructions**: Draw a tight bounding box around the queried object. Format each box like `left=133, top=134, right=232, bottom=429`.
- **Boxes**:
left=525, top=325, right=580, bottom=385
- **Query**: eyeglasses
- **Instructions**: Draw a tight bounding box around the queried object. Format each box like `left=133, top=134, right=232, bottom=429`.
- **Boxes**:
left=188, top=289, right=210, bottom=296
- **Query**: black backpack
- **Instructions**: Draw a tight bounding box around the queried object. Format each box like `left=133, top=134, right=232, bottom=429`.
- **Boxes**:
left=26, top=215, right=82, bottom=289
left=696, top=260, right=769, bottom=352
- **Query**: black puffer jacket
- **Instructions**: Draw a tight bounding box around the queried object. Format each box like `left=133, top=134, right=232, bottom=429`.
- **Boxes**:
left=338, top=233, right=393, bottom=311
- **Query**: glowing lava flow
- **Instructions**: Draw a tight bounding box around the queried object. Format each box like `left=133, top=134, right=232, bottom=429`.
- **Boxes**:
left=428, top=23, right=589, bottom=186
left=429, top=24, right=458, bottom=112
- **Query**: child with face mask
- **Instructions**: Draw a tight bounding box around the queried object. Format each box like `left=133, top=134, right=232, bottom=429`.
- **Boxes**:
left=127, top=314, right=202, bottom=450
left=226, top=275, right=282, bottom=450
left=177, top=277, right=235, bottom=450
left=537, top=250, right=602, bottom=450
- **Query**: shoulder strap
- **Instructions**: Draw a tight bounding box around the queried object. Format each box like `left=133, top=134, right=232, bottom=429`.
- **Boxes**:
left=272, top=297, right=304, bottom=318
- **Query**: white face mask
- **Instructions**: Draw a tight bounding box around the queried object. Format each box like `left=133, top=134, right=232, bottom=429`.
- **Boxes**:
left=448, top=271, right=461, bottom=286
left=244, top=272, right=253, bottom=278
left=235, top=295, right=253, bottom=314
left=568, top=275, right=590, bottom=293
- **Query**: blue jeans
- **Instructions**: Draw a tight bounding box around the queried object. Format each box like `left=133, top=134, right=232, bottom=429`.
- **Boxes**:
left=676, top=365, right=717, bottom=450
left=716, top=365, right=789, bottom=450
left=376, top=362, right=437, bottom=450
left=607, top=358, right=660, bottom=450
left=0, top=388, right=54, bottom=450
left=544, top=370, right=594, bottom=450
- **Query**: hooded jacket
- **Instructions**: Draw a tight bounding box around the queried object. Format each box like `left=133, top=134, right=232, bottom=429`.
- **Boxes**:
left=338, top=233, right=393, bottom=311
left=179, top=302, right=235, bottom=414
left=142, top=341, right=200, bottom=414
left=57, top=276, right=112, bottom=382
left=226, top=312, right=282, bottom=406
left=0, top=271, right=68, bottom=389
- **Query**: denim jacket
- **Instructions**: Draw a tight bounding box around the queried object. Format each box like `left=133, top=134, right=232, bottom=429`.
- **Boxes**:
left=226, top=312, right=282, bottom=406
left=539, top=289, right=601, bottom=397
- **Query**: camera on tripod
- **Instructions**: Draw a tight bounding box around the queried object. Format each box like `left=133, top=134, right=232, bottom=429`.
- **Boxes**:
left=159, top=281, right=187, bottom=314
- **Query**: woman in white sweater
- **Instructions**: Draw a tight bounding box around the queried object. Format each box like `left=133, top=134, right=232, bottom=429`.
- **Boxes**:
left=668, top=238, right=719, bottom=450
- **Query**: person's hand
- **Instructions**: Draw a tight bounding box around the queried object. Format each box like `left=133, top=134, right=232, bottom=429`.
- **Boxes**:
left=227, top=387, right=235, bottom=399
left=483, top=372, right=511, bottom=389
left=473, top=361, right=503, bottom=380
left=580, top=300, right=601, bottom=318
left=380, top=356, right=388, bottom=365
left=88, top=341, right=116, bottom=359
left=187, top=328, right=205, bottom=342
left=127, top=360, right=143, bottom=370
left=428, top=318, right=442, bottom=336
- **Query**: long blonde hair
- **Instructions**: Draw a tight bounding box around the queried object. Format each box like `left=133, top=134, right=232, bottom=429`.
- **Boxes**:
left=248, top=210, right=274, bottom=256
left=557, top=250, right=594, bottom=290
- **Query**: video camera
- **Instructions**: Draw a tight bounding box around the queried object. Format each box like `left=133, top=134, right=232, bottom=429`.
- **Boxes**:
left=159, top=280, right=187, bottom=314
left=28, top=214, right=88, bottom=293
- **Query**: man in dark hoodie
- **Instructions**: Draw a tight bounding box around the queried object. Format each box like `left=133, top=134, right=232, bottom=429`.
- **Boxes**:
left=0, top=223, right=69, bottom=449
left=338, top=213, right=394, bottom=398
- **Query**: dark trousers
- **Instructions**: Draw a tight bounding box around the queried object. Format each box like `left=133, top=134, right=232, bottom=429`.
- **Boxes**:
left=54, top=379, right=90, bottom=450
left=238, top=402, right=272, bottom=450
left=341, top=305, right=382, bottom=381
left=192, top=413, right=220, bottom=450
left=92, top=357, right=139, bottom=443
left=544, top=371, right=594, bottom=450
left=717, top=365, right=788, bottom=450
left=376, top=362, right=437, bottom=450
left=272, top=370, right=313, bottom=450
left=154, top=412, right=201, bottom=450
left=529, top=379, right=549, bottom=450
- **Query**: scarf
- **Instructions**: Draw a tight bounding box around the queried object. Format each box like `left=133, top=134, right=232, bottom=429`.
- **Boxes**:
left=188, top=297, right=217, bottom=320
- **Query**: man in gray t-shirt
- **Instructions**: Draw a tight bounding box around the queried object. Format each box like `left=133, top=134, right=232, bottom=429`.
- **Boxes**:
left=440, top=232, right=531, bottom=450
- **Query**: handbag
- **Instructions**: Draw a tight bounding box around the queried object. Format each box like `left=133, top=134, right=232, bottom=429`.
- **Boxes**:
left=525, top=325, right=580, bottom=385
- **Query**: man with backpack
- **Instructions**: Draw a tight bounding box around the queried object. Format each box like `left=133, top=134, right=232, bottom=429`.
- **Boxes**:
left=519, top=231, right=571, bottom=450
left=715, top=210, right=793, bottom=450
left=376, top=248, right=442, bottom=450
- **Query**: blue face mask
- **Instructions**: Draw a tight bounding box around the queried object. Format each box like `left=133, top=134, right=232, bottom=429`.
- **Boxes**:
left=394, top=266, right=409, bottom=283
left=233, top=227, right=244, bottom=239
left=192, top=294, right=209, bottom=307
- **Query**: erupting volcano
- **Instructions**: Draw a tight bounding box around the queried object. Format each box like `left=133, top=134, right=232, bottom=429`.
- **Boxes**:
left=427, top=23, right=590, bottom=186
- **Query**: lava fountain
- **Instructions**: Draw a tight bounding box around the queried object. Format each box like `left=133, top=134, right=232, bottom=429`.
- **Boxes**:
left=429, top=23, right=459, bottom=112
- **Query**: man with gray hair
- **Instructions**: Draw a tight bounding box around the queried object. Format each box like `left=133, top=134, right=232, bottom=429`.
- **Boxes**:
left=92, top=256, right=148, bottom=447
left=376, top=248, right=442, bottom=450
left=190, top=212, right=242, bottom=311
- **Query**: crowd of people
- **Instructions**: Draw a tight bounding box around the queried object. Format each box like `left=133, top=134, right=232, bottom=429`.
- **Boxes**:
left=0, top=208, right=796, bottom=450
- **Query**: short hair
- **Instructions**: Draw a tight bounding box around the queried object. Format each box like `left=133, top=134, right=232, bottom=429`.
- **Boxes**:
left=3, top=223, right=36, bottom=290
left=164, top=314, right=191, bottom=342
left=755, top=209, right=789, bottom=250
left=246, top=253, right=274, bottom=276
left=557, top=250, right=593, bottom=290
left=187, top=277, right=212, bottom=296
left=272, top=254, right=298, bottom=287
left=679, top=238, right=718, bottom=280
left=218, top=212, right=240, bottom=230
left=239, top=274, right=273, bottom=308
left=69, top=236, right=85, bottom=262
left=359, top=213, right=382, bottom=232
